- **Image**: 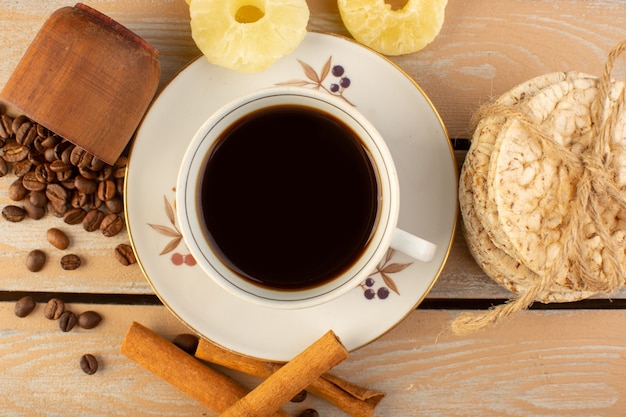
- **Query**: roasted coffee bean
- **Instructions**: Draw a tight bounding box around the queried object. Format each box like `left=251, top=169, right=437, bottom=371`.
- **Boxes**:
left=74, top=175, right=97, bottom=194
left=88, top=194, right=104, bottom=210
left=44, top=298, right=65, bottom=320
left=96, top=165, right=113, bottom=181
left=22, top=171, right=46, bottom=192
left=47, top=228, right=70, bottom=250
left=80, top=354, right=98, bottom=375
left=8, top=178, right=28, bottom=201
left=16, top=122, right=37, bottom=146
left=104, top=196, right=123, bottom=214
left=61, top=145, right=74, bottom=165
left=23, top=199, right=46, bottom=220
left=12, top=159, right=32, bottom=177
left=89, top=157, right=106, bottom=172
left=34, top=163, right=55, bottom=184
left=14, top=295, right=36, bottom=318
left=0, top=158, right=7, bottom=176
left=172, top=334, right=199, bottom=354
left=49, top=159, right=70, bottom=173
left=41, top=134, right=61, bottom=149
left=52, top=141, right=71, bottom=160
left=55, top=168, right=74, bottom=182
left=3, top=205, right=26, bottom=222
left=78, top=166, right=97, bottom=180
left=33, top=136, right=45, bottom=154
left=51, top=200, right=68, bottom=215
left=100, top=213, right=124, bottom=237
left=113, top=156, right=128, bottom=178
left=47, top=201, right=67, bottom=217
left=36, top=123, right=48, bottom=138
left=71, top=191, right=91, bottom=209
left=60, top=254, right=81, bottom=270
left=299, top=410, right=319, bottom=417
left=77, top=311, right=102, bottom=329
left=0, top=114, right=13, bottom=138
left=114, top=243, right=136, bottom=266
left=64, top=207, right=86, bottom=225
left=70, top=146, right=93, bottom=168
left=2, top=141, right=30, bottom=162
left=97, top=180, right=116, bottom=201
left=83, top=209, right=105, bottom=232
left=58, top=310, right=77, bottom=332
left=28, top=149, right=46, bottom=165
left=29, top=191, right=48, bottom=208
left=46, top=183, right=68, bottom=206
left=26, top=249, right=46, bottom=272
left=115, top=178, right=124, bottom=196
left=11, top=115, right=30, bottom=134
left=44, top=147, right=56, bottom=162
left=290, top=390, right=308, bottom=403
left=61, top=179, right=76, bottom=191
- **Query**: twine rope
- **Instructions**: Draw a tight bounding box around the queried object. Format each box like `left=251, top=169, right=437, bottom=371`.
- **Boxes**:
left=452, top=40, right=626, bottom=335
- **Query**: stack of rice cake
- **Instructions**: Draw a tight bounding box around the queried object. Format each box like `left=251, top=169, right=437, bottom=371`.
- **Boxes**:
left=460, top=71, right=626, bottom=303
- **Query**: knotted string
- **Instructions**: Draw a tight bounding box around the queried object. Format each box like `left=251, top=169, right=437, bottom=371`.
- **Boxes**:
left=452, top=40, right=626, bottom=335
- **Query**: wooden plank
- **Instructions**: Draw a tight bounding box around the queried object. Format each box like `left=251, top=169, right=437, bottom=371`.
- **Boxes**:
left=342, top=308, right=626, bottom=416
left=2, top=303, right=626, bottom=416
left=2, top=0, right=626, bottom=300
left=311, top=0, right=626, bottom=138
left=0, top=0, right=624, bottom=138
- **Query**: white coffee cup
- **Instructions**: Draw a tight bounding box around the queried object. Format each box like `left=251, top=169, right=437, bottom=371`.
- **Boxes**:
left=176, top=86, right=436, bottom=309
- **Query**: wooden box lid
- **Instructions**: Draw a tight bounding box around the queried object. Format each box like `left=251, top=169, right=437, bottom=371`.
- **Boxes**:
left=0, top=3, right=160, bottom=165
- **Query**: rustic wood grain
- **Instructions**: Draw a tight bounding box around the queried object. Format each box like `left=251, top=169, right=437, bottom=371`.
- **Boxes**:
left=341, top=308, right=626, bottom=417
left=2, top=0, right=626, bottom=299
left=2, top=1, right=626, bottom=415
left=2, top=303, right=626, bottom=416
left=1, top=0, right=624, bottom=137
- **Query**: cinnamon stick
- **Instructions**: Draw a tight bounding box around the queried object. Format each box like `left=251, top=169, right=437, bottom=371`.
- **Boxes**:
left=196, top=338, right=385, bottom=416
left=219, top=330, right=349, bottom=417
left=120, top=322, right=291, bottom=417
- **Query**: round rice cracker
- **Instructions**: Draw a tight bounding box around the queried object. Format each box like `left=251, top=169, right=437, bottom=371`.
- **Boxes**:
left=460, top=72, right=596, bottom=299
left=459, top=72, right=570, bottom=293
left=461, top=72, right=581, bottom=244
left=573, top=80, right=626, bottom=288
left=480, top=74, right=597, bottom=253
left=487, top=75, right=597, bottom=273
left=489, top=76, right=626, bottom=297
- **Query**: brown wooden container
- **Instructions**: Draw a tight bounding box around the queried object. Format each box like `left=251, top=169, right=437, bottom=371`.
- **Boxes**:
left=0, top=3, right=160, bottom=165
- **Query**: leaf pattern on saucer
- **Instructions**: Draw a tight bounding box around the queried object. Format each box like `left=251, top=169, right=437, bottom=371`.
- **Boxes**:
left=147, top=193, right=196, bottom=266
left=360, top=248, right=413, bottom=300
left=277, top=56, right=355, bottom=106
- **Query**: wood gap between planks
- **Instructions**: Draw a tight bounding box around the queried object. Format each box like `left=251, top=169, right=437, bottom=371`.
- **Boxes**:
left=2, top=291, right=626, bottom=310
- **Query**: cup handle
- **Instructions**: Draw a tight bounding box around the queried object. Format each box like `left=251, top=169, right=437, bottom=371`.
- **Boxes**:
left=390, top=228, right=437, bottom=263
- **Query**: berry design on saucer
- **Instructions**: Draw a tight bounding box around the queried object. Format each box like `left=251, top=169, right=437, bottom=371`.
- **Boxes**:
left=277, top=57, right=354, bottom=106
left=147, top=192, right=196, bottom=266
left=360, top=249, right=412, bottom=300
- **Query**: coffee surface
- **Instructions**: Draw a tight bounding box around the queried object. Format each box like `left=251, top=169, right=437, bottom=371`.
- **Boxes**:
left=201, top=104, right=378, bottom=290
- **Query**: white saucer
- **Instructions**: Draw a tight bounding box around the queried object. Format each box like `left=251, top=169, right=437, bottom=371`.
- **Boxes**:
left=125, top=32, right=457, bottom=361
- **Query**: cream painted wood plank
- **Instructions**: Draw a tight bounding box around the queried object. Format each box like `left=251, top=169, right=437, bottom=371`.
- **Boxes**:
left=338, top=309, right=626, bottom=417
left=0, top=0, right=623, bottom=137
left=0, top=302, right=325, bottom=417
left=0, top=176, right=149, bottom=293
left=311, top=0, right=626, bottom=138
left=2, top=303, right=626, bottom=416
left=1, top=0, right=626, bottom=300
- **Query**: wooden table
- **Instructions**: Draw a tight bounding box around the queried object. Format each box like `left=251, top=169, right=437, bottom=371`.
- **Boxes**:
left=2, top=1, right=626, bottom=415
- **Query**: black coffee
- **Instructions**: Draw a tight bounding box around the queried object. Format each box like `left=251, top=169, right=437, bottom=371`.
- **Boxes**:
left=200, top=104, right=378, bottom=290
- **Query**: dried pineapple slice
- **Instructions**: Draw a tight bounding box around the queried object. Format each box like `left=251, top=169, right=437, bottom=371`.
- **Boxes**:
left=190, top=0, right=309, bottom=73
left=337, top=0, right=447, bottom=56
